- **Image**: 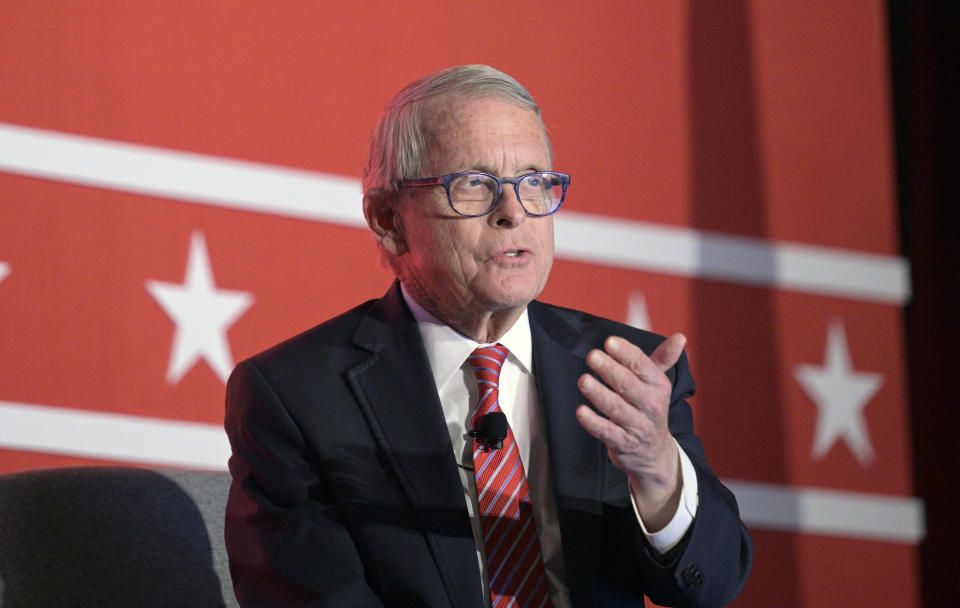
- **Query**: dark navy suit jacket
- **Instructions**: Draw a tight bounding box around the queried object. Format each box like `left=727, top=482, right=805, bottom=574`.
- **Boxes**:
left=224, top=283, right=752, bottom=607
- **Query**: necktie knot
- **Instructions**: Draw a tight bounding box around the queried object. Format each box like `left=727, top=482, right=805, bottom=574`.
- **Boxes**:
left=468, top=344, right=508, bottom=390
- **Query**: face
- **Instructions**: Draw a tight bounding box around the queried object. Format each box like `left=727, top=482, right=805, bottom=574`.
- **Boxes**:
left=392, top=95, right=555, bottom=330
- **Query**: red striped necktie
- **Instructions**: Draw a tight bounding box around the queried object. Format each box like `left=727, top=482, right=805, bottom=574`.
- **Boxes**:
left=468, top=344, right=553, bottom=608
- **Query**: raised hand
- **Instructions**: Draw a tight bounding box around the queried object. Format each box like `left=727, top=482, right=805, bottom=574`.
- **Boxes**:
left=575, top=333, right=687, bottom=530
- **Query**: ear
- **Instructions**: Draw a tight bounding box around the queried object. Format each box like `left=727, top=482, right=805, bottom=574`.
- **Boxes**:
left=363, top=189, right=407, bottom=257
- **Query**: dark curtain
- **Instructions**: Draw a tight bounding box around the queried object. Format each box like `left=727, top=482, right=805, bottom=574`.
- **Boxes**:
left=889, top=2, right=960, bottom=605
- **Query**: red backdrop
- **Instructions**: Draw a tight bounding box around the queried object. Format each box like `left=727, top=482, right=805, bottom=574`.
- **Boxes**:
left=0, top=2, right=918, bottom=606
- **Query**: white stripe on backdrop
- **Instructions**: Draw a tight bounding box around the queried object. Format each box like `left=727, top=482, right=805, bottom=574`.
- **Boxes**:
left=0, top=400, right=926, bottom=544
left=0, top=122, right=910, bottom=304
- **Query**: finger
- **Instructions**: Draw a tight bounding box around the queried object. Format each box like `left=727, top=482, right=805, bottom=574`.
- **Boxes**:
left=649, top=333, right=686, bottom=373
left=579, top=371, right=630, bottom=419
left=578, top=372, right=657, bottom=431
left=601, top=336, right=671, bottom=385
left=575, top=404, right=633, bottom=448
left=585, top=347, right=640, bottom=400
left=591, top=338, right=671, bottom=397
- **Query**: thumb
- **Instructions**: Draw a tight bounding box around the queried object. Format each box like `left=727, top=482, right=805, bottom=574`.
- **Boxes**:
left=650, top=333, right=686, bottom=372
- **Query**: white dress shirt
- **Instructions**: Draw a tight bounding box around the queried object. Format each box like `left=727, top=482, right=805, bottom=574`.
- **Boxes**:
left=400, top=285, right=698, bottom=607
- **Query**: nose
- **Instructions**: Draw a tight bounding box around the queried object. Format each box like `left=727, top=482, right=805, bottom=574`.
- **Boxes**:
left=490, top=184, right=526, bottom=227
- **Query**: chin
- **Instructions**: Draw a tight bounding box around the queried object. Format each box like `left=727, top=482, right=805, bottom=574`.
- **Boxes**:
left=473, top=268, right=550, bottom=309
left=483, top=284, right=544, bottom=311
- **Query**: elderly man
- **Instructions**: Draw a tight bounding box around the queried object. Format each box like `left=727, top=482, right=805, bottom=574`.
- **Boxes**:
left=225, top=65, right=752, bottom=607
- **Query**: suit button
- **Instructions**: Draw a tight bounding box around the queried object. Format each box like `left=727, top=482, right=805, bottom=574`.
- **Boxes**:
left=681, top=562, right=703, bottom=588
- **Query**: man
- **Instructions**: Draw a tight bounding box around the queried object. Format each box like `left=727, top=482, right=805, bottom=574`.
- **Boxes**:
left=225, top=64, right=752, bottom=607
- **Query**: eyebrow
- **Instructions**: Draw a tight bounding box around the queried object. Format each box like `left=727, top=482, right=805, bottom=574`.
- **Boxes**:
left=462, top=163, right=498, bottom=174
left=460, top=163, right=546, bottom=175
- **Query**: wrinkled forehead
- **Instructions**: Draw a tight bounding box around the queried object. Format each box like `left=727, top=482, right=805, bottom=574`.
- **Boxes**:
left=419, top=94, right=551, bottom=172
left=421, top=93, right=545, bottom=136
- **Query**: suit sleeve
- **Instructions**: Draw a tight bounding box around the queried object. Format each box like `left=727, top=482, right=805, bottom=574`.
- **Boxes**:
left=224, top=360, right=386, bottom=608
left=631, top=349, right=753, bottom=608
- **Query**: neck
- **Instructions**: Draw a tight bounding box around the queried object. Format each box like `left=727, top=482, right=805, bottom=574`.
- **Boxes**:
left=401, top=281, right=525, bottom=343
left=445, top=307, right=523, bottom=344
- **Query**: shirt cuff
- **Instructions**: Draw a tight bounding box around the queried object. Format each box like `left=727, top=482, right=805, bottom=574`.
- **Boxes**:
left=630, top=438, right=699, bottom=554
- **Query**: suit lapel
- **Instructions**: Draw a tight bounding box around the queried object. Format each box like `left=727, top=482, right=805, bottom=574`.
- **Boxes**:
left=529, top=302, right=605, bottom=606
left=346, top=284, right=482, bottom=608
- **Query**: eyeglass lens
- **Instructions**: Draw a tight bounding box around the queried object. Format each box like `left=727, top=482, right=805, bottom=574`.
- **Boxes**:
left=448, top=173, right=563, bottom=216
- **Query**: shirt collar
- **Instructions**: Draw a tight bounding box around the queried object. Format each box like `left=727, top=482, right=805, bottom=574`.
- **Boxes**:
left=400, top=283, right=534, bottom=392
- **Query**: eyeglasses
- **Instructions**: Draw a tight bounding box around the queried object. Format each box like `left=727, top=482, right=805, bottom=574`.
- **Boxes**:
left=399, top=171, right=570, bottom=217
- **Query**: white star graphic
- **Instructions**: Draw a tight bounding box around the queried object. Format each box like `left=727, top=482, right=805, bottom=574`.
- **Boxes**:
left=793, top=320, right=883, bottom=466
left=0, top=261, right=9, bottom=285
left=627, top=291, right=651, bottom=331
left=147, top=231, right=253, bottom=384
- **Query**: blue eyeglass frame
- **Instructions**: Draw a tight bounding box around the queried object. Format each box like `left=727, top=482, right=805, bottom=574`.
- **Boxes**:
left=398, top=171, right=570, bottom=217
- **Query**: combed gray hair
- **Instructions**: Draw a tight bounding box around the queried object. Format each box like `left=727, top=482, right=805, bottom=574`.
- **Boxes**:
left=362, top=64, right=547, bottom=197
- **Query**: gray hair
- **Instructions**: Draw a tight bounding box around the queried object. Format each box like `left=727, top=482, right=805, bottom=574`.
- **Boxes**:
left=362, top=64, right=547, bottom=197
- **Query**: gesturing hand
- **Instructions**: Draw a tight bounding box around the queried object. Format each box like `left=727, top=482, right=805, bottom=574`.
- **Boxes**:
left=575, top=333, right=687, bottom=530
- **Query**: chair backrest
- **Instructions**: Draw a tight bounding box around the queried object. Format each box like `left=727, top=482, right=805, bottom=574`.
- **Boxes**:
left=0, top=466, right=237, bottom=608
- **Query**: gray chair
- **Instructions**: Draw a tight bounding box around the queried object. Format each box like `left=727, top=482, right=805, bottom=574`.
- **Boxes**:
left=0, top=466, right=238, bottom=607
